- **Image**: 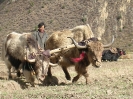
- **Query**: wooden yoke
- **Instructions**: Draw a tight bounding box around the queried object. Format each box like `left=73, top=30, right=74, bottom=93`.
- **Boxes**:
left=50, top=44, right=76, bottom=54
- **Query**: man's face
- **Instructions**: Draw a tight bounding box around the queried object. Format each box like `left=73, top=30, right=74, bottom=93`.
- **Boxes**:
left=39, top=25, right=45, bottom=33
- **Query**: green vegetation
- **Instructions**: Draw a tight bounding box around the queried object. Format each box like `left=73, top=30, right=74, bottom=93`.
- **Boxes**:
left=128, top=43, right=132, bottom=47
left=49, top=20, right=53, bottom=24
left=119, top=28, right=122, bottom=32
left=29, top=2, right=34, bottom=7
left=33, top=26, right=38, bottom=31
left=28, top=9, right=31, bottom=14
left=0, top=27, right=2, bottom=31
left=61, top=5, right=65, bottom=9
left=81, top=17, right=87, bottom=23
left=116, top=15, right=122, bottom=21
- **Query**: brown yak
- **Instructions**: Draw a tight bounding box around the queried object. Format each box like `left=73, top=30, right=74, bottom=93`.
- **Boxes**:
left=46, top=24, right=114, bottom=84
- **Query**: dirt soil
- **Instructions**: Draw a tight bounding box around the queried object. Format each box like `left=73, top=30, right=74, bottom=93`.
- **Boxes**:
left=0, top=59, right=133, bottom=99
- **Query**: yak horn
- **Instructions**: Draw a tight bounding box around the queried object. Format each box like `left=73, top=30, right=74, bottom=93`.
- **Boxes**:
left=103, top=35, right=114, bottom=48
left=27, top=59, right=36, bottom=63
left=67, top=37, right=87, bottom=49
left=25, top=54, right=36, bottom=62
left=49, top=62, right=58, bottom=67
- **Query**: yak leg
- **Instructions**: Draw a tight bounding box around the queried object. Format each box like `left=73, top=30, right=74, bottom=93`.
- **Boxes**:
left=23, top=70, right=35, bottom=87
left=48, top=66, right=71, bottom=80
left=6, top=63, right=21, bottom=78
left=47, top=67, right=52, bottom=77
left=7, top=65, right=12, bottom=79
left=83, top=72, right=89, bottom=84
left=5, top=58, right=12, bottom=79
left=72, top=74, right=81, bottom=83
left=47, top=55, right=59, bottom=77
left=58, top=56, right=71, bottom=80
left=17, top=63, right=23, bottom=77
left=62, top=67, right=71, bottom=80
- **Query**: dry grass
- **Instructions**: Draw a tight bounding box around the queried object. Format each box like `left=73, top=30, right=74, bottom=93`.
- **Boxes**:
left=0, top=59, right=133, bottom=99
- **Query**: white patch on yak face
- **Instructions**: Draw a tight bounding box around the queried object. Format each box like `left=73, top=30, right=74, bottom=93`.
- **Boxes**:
left=42, top=60, right=49, bottom=75
left=93, top=51, right=103, bottom=67
left=88, top=43, right=103, bottom=68
left=37, top=55, right=49, bottom=80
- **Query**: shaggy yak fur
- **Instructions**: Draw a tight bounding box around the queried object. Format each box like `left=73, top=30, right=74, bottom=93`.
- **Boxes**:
left=45, top=24, right=110, bottom=84
left=102, top=47, right=126, bottom=61
left=2, top=32, right=50, bottom=86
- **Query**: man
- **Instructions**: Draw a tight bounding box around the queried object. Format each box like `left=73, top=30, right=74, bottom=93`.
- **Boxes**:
left=33, top=22, right=48, bottom=50
left=32, top=22, right=49, bottom=83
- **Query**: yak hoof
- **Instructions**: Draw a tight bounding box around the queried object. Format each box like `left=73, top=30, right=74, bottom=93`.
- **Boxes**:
left=72, top=78, right=77, bottom=83
left=72, top=76, right=80, bottom=83
left=66, top=76, right=71, bottom=80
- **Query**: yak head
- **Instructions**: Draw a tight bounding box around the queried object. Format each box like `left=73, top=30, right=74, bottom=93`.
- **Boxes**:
left=68, top=36, right=114, bottom=68
left=116, top=48, right=126, bottom=56
left=22, top=33, right=39, bottom=63
left=22, top=33, right=58, bottom=81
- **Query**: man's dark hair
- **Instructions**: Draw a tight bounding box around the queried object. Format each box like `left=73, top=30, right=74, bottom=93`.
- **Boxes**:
left=38, top=22, right=46, bottom=28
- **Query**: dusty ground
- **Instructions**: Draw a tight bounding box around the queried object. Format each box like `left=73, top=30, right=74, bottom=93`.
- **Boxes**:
left=0, top=59, right=133, bottom=99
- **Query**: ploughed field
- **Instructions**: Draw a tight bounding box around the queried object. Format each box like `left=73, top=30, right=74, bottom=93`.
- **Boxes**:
left=0, top=59, right=133, bottom=99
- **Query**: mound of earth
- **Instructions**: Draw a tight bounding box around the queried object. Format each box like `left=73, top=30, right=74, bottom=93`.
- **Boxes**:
left=0, top=71, right=22, bottom=92
left=0, top=80, right=22, bottom=93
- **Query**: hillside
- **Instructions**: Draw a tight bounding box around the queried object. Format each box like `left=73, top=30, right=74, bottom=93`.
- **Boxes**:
left=0, top=0, right=133, bottom=54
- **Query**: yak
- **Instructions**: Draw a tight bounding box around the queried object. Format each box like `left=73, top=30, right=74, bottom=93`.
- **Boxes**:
left=45, top=24, right=114, bottom=84
left=1, top=32, right=58, bottom=86
left=102, top=47, right=126, bottom=61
